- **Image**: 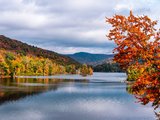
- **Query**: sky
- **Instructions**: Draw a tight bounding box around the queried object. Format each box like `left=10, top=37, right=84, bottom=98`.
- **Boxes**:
left=0, top=0, right=159, bottom=54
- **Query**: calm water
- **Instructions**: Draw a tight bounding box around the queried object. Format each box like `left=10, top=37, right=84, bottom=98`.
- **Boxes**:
left=0, top=72, right=156, bottom=120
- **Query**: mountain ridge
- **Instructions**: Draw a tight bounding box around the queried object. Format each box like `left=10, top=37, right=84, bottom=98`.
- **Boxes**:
left=66, top=52, right=114, bottom=65
left=0, top=35, right=80, bottom=66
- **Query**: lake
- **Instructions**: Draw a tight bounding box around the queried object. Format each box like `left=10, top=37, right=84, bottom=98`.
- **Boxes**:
left=0, top=72, right=156, bottom=120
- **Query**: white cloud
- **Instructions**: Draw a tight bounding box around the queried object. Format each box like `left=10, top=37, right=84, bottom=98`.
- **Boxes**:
left=114, top=4, right=132, bottom=11
left=0, top=0, right=159, bottom=53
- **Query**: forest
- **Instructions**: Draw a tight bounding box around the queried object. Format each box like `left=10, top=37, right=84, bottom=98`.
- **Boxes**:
left=0, top=35, right=79, bottom=66
left=0, top=50, right=93, bottom=77
left=0, top=35, right=94, bottom=78
left=93, top=63, right=123, bottom=72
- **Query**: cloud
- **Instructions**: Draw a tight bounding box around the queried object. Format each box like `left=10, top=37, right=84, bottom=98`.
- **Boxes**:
left=0, top=0, right=159, bottom=53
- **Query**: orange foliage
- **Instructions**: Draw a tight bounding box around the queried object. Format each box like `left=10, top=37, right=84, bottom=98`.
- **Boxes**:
left=106, top=11, right=160, bottom=70
left=106, top=11, right=160, bottom=110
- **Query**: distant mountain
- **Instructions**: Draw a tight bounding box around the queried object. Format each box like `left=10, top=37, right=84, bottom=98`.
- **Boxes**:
left=88, top=58, right=113, bottom=66
left=67, top=52, right=114, bottom=65
left=66, top=52, right=124, bottom=72
left=0, top=35, right=80, bottom=66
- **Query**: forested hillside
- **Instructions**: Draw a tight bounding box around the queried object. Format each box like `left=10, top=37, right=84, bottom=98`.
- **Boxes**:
left=0, top=35, right=79, bottom=66
left=93, top=63, right=123, bottom=72
left=0, top=50, right=67, bottom=77
left=0, top=35, right=83, bottom=77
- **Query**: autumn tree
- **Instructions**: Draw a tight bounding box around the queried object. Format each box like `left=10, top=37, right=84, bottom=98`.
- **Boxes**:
left=80, top=64, right=93, bottom=76
left=0, top=54, right=9, bottom=76
left=66, top=65, right=76, bottom=74
left=106, top=11, right=160, bottom=110
left=0, top=50, right=75, bottom=77
left=88, top=67, right=93, bottom=75
left=80, top=64, right=88, bottom=76
left=106, top=11, right=159, bottom=70
left=5, top=52, right=16, bottom=77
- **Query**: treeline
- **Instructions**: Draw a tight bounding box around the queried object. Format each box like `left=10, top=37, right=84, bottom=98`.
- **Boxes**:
left=0, top=35, right=79, bottom=66
left=93, top=63, right=123, bottom=72
left=0, top=50, right=93, bottom=78
left=80, top=64, right=93, bottom=76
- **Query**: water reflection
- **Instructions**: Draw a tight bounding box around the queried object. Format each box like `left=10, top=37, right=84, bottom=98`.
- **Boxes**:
left=126, top=82, right=160, bottom=120
left=0, top=77, right=89, bottom=105
left=0, top=73, right=156, bottom=120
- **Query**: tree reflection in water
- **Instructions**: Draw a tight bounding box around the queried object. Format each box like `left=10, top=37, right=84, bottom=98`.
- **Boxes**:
left=127, top=78, right=160, bottom=120
left=0, top=77, right=89, bottom=105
